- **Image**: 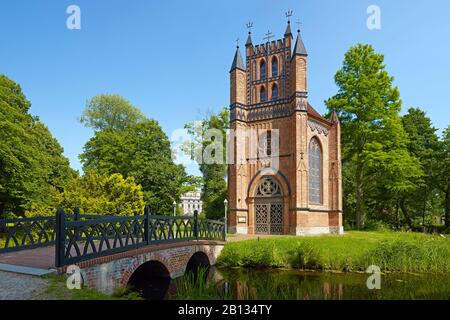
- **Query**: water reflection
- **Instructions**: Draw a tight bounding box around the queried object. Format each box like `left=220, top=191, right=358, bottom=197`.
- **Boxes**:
left=132, top=267, right=450, bottom=300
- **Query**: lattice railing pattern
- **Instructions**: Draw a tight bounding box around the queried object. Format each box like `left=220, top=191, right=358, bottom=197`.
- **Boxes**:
left=1, top=209, right=225, bottom=267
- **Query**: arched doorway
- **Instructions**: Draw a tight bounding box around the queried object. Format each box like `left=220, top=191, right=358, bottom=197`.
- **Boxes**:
left=254, top=176, right=284, bottom=235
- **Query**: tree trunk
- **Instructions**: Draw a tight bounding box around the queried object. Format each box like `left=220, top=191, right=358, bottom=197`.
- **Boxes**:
left=395, top=199, right=400, bottom=230
left=399, top=198, right=413, bottom=229
left=445, top=185, right=450, bottom=228
left=422, top=196, right=427, bottom=233
left=355, top=161, right=364, bottom=230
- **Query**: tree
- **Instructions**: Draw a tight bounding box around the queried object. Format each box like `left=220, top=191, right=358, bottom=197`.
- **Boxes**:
left=80, top=94, right=146, bottom=131
left=0, top=75, right=72, bottom=217
left=325, top=45, right=422, bottom=229
left=401, top=108, right=441, bottom=228
left=183, top=108, right=229, bottom=219
left=56, top=171, right=144, bottom=216
left=436, top=126, right=450, bottom=227
left=80, top=95, right=191, bottom=214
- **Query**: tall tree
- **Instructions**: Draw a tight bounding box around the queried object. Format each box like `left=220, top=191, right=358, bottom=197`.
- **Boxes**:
left=80, top=94, right=190, bottom=214
left=436, top=126, right=450, bottom=227
left=183, top=108, right=229, bottom=219
left=325, top=45, right=422, bottom=229
left=0, top=75, right=71, bottom=217
left=401, top=108, right=441, bottom=228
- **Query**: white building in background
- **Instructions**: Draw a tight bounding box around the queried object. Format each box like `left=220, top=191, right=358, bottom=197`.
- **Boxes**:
left=180, top=191, right=203, bottom=215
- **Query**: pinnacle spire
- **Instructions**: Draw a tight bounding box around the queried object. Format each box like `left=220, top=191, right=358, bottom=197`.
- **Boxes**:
left=284, top=21, right=293, bottom=38
left=230, top=46, right=245, bottom=72
left=330, top=109, right=340, bottom=123
left=292, top=29, right=307, bottom=58
left=246, top=32, right=253, bottom=46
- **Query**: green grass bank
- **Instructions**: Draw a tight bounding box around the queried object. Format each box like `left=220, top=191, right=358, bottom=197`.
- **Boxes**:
left=217, top=231, right=450, bottom=273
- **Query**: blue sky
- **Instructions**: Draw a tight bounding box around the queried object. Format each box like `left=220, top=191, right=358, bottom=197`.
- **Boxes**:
left=1, top=0, right=449, bottom=176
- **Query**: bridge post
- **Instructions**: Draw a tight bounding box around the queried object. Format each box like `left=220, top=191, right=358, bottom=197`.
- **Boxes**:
left=133, top=211, right=139, bottom=238
left=144, top=206, right=150, bottom=245
left=193, top=210, right=199, bottom=240
left=55, top=209, right=66, bottom=268
left=74, top=207, right=80, bottom=241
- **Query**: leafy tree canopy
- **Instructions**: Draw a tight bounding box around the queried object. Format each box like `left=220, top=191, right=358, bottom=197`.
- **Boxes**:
left=80, top=94, right=192, bottom=214
left=325, top=44, right=422, bottom=229
left=0, top=74, right=72, bottom=217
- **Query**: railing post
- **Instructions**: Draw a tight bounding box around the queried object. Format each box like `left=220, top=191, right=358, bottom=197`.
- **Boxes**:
left=193, top=210, right=199, bottom=241
left=133, top=211, right=139, bottom=238
left=144, top=206, right=150, bottom=245
left=55, top=209, right=66, bottom=268
left=74, top=207, right=80, bottom=241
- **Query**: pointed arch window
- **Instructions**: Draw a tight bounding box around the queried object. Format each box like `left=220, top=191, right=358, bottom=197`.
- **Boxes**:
left=260, top=60, right=266, bottom=81
left=271, top=84, right=278, bottom=101
left=272, top=57, right=278, bottom=77
left=309, top=137, right=322, bottom=204
left=260, top=86, right=266, bottom=102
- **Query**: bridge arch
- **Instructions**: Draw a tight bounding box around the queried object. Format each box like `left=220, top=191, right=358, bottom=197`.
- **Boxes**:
left=185, top=251, right=210, bottom=273
left=126, top=260, right=171, bottom=300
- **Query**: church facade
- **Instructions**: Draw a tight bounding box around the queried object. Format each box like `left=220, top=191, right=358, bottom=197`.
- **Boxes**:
left=227, top=20, right=343, bottom=236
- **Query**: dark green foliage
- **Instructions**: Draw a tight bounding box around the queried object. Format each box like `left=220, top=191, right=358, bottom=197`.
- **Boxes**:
left=325, top=44, right=423, bottom=229
left=80, top=94, right=190, bottom=214
left=0, top=75, right=72, bottom=217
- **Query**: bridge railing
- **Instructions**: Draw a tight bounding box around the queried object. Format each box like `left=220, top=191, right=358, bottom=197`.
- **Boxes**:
left=0, top=210, right=103, bottom=254
left=55, top=208, right=225, bottom=267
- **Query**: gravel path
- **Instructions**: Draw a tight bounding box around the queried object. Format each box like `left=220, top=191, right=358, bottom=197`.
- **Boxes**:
left=0, top=271, right=49, bottom=300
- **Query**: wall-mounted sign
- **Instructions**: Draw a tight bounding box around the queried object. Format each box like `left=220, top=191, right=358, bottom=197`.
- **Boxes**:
left=237, top=216, right=247, bottom=223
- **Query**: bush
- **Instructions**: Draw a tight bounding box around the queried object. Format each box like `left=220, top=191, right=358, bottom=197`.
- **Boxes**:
left=288, top=241, right=323, bottom=269
left=364, top=220, right=394, bottom=232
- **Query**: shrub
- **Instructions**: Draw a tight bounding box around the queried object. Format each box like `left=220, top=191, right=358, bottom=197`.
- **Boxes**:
left=288, top=241, right=323, bottom=269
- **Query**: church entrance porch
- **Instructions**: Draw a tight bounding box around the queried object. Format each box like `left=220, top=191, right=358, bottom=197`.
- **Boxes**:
left=253, top=176, right=285, bottom=235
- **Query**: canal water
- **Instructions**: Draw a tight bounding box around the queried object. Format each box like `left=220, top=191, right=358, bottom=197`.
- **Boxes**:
left=132, top=267, right=450, bottom=300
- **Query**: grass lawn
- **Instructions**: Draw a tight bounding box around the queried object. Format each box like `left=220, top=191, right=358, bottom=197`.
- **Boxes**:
left=217, top=231, right=450, bottom=273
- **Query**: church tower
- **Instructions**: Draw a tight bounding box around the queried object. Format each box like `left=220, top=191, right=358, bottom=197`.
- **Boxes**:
left=227, top=18, right=343, bottom=235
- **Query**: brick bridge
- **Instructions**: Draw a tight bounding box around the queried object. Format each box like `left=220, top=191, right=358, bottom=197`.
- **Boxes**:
left=60, top=240, right=224, bottom=294
left=0, top=209, right=225, bottom=295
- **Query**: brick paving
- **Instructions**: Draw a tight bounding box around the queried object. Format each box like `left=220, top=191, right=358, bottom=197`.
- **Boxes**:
left=0, top=246, right=54, bottom=269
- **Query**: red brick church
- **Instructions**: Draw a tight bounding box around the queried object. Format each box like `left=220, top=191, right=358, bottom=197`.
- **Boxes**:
left=227, top=19, right=343, bottom=236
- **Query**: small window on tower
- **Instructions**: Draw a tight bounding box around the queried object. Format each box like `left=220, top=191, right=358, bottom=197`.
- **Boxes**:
left=260, top=86, right=266, bottom=102
left=260, top=61, right=266, bottom=81
left=266, top=130, right=272, bottom=156
left=272, top=84, right=278, bottom=101
left=272, top=57, right=278, bottom=77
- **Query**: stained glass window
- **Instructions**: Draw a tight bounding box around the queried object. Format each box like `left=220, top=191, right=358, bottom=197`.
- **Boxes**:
left=309, top=138, right=322, bottom=204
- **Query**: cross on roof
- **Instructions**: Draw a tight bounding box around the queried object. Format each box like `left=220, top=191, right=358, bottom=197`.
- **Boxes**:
left=263, top=30, right=274, bottom=43
left=296, top=20, right=302, bottom=32
left=235, top=38, right=240, bottom=47
left=246, top=21, right=254, bottom=33
left=285, top=10, right=293, bottom=22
